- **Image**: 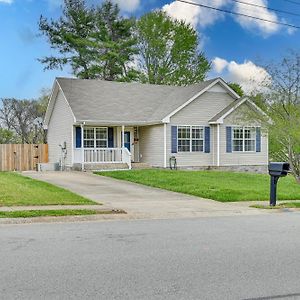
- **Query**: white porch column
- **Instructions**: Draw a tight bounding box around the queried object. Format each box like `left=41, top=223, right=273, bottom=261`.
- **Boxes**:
left=81, top=123, right=84, bottom=171
left=163, top=123, right=167, bottom=168
left=217, top=124, right=220, bottom=167
left=122, top=125, right=125, bottom=148
left=121, top=125, right=125, bottom=163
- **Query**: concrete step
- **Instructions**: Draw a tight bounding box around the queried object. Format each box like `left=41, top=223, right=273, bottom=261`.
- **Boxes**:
left=79, top=163, right=129, bottom=171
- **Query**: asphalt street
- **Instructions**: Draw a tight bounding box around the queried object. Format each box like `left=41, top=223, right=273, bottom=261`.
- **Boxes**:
left=1, top=213, right=300, bottom=300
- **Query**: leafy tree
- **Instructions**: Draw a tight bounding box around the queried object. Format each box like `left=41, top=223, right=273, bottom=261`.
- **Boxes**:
left=228, top=82, right=244, bottom=97
left=135, top=10, right=211, bottom=85
left=248, top=52, right=300, bottom=181
left=0, top=128, right=17, bottom=144
left=88, top=1, right=138, bottom=81
left=39, top=0, right=137, bottom=80
left=39, top=0, right=95, bottom=78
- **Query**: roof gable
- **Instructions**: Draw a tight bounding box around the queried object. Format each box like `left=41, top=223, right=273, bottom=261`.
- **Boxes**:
left=209, top=97, right=268, bottom=124
left=162, top=78, right=240, bottom=123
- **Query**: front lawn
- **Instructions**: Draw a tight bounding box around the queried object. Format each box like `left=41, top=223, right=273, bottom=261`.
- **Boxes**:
left=96, top=169, right=300, bottom=202
left=0, top=209, right=122, bottom=218
left=0, top=172, right=96, bottom=206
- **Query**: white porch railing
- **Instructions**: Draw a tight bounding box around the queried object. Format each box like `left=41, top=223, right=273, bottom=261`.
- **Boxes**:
left=122, top=147, right=132, bottom=170
left=84, top=148, right=122, bottom=163
left=74, top=148, right=131, bottom=169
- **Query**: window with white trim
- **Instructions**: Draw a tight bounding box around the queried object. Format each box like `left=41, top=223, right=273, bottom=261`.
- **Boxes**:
left=178, top=126, right=204, bottom=152
left=84, top=127, right=108, bottom=148
left=233, top=127, right=256, bottom=152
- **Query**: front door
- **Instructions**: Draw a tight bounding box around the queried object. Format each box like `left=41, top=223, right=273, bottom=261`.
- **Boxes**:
left=124, top=132, right=131, bottom=152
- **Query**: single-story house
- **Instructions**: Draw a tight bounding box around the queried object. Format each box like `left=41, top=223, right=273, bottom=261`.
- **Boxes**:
left=44, top=77, right=268, bottom=171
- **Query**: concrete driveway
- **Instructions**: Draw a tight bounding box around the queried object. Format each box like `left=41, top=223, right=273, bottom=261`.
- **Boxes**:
left=24, top=171, right=267, bottom=220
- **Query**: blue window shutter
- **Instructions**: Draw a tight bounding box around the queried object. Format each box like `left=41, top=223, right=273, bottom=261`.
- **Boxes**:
left=204, top=127, right=210, bottom=153
left=226, top=126, right=232, bottom=153
left=108, top=127, right=114, bottom=148
left=75, top=127, right=82, bottom=148
left=256, top=127, right=261, bottom=152
left=171, top=126, right=177, bottom=153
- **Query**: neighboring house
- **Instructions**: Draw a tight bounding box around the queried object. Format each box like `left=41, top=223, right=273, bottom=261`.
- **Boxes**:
left=44, top=77, right=268, bottom=171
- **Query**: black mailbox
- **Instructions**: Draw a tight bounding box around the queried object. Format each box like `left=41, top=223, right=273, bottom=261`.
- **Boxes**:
left=268, top=162, right=290, bottom=206
left=268, top=162, right=290, bottom=177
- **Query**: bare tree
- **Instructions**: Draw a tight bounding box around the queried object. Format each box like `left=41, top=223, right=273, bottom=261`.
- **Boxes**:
left=0, top=91, right=49, bottom=144
left=252, top=51, right=300, bottom=181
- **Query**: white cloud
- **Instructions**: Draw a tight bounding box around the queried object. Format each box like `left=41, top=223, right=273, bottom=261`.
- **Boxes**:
left=212, top=57, right=270, bottom=93
left=212, top=57, right=228, bottom=73
left=233, top=0, right=280, bottom=36
left=0, top=0, right=13, bottom=4
left=112, top=0, right=140, bottom=12
left=162, top=0, right=229, bottom=28
left=162, top=0, right=289, bottom=36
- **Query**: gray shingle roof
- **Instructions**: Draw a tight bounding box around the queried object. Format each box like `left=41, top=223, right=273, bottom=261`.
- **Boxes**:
left=57, top=77, right=218, bottom=125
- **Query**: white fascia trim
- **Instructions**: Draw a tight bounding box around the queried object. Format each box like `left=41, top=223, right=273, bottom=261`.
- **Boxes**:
left=214, top=97, right=248, bottom=124
left=161, top=78, right=240, bottom=123
left=246, top=99, right=271, bottom=122
left=209, top=97, right=270, bottom=125
left=217, top=78, right=241, bottom=99
left=43, top=80, right=58, bottom=127
left=56, top=79, right=76, bottom=123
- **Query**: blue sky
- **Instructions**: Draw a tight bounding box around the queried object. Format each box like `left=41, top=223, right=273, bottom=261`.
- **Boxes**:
left=0, top=0, right=299, bottom=98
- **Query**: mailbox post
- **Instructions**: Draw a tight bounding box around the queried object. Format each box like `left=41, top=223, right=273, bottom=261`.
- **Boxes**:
left=268, top=162, right=290, bottom=206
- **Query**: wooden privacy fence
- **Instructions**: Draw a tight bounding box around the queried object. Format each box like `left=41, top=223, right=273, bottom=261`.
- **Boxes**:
left=0, top=144, right=48, bottom=171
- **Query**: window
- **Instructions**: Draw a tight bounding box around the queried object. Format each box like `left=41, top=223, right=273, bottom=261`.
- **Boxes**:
left=96, top=128, right=108, bottom=148
left=233, top=127, right=256, bottom=152
left=84, top=127, right=108, bottom=148
left=178, top=126, right=190, bottom=152
left=84, top=128, right=95, bottom=148
left=178, top=126, right=204, bottom=152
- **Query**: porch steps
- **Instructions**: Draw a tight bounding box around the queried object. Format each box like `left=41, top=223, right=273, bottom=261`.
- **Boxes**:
left=73, top=163, right=129, bottom=171
left=131, top=163, right=152, bottom=170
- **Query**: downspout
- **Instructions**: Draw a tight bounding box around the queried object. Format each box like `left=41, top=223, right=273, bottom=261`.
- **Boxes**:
left=163, top=123, right=167, bottom=168
left=122, top=125, right=125, bottom=163
left=217, top=124, right=220, bottom=167
left=81, top=122, right=85, bottom=171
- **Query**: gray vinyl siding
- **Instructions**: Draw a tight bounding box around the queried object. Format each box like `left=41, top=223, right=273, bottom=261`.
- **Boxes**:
left=139, top=125, right=164, bottom=167
left=171, top=91, right=234, bottom=124
left=220, top=103, right=268, bottom=166
left=168, top=91, right=234, bottom=167
left=47, top=90, right=74, bottom=167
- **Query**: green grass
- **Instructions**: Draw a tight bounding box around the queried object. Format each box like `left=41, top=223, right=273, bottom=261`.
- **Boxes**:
left=0, top=172, right=96, bottom=206
left=252, top=202, right=300, bottom=209
left=95, top=169, right=300, bottom=202
left=281, top=202, right=300, bottom=208
left=0, top=209, right=119, bottom=218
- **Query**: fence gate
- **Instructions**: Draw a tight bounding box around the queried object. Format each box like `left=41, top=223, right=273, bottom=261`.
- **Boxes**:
left=0, top=144, right=48, bottom=171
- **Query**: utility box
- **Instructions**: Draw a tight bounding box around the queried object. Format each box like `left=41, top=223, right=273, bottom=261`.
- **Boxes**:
left=37, top=163, right=60, bottom=172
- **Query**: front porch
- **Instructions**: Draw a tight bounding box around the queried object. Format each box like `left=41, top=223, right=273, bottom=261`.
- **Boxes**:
left=73, top=125, right=140, bottom=170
